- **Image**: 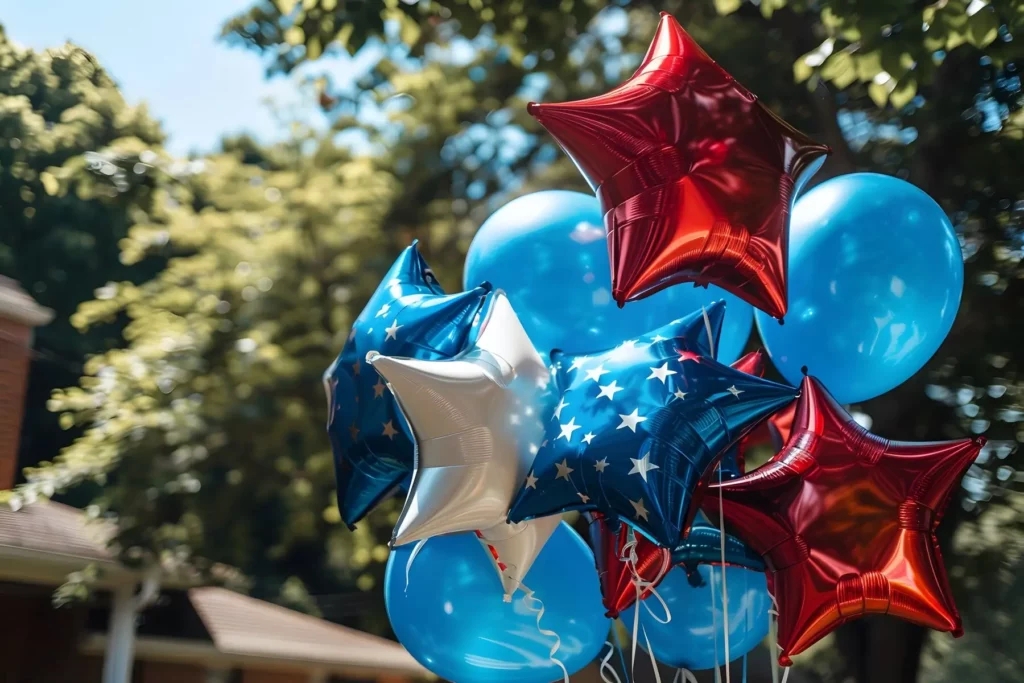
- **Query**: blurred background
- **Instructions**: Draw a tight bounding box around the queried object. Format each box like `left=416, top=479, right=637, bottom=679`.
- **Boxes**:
left=0, top=0, right=1022, bottom=682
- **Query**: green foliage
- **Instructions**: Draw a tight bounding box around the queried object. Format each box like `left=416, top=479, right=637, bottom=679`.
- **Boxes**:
left=10, top=1, right=1024, bottom=675
left=0, top=26, right=168, bottom=479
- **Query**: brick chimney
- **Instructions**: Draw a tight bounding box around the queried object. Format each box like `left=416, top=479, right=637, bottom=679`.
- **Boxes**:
left=0, top=277, right=53, bottom=490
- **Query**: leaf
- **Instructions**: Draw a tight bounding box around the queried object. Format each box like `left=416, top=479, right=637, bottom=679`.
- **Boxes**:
left=868, top=80, right=894, bottom=108
left=284, top=26, right=305, bottom=46
left=889, top=76, right=918, bottom=110
left=761, top=0, right=787, bottom=19
left=273, top=0, right=298, bottom=15
left=855, top=50, right=884, bottom=82
left=821, top=52, right=856, bottom=89
left=794, top=58, right=814, bottom=83
left=967, top=8, right=1000, bottom=47
left=40, top=171, right=60, bottom=196
left=713, top=0, right=744, bottom=15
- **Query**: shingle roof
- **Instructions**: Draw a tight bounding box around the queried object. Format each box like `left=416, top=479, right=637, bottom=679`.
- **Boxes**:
left=189, top=586, right=428, bottom=676
left=0, top=500, right=113, bottom=562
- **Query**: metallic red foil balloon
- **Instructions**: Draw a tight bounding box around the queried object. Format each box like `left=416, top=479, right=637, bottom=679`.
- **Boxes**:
left=703, top=376, right=984, bottom=666
left=528, top=13, right=831, bottom=319
left=720, top=350, right=771, bottom=478
left=587, top=512, right=671, bottom=618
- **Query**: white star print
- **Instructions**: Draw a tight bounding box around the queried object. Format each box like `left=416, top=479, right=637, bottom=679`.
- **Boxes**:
left=673, top=389, right=688, bottom=401
left=382, top=420, right=398, bottom=439
left=630, top=497, right=650, bottom=521
left=647, top=363, right=678, bottom=384
left=384, top=319, right=403, bottom=341
left=597, top=380, right=624, bottom=400
left=558, top=417, right=582, bottom=442
left=629, top=452, right=661, bottom=482
left=553, top=398, right=569, bottom=420
left=584, top=364, right=610, bottom=383
left=727, top=385, right=744, bottom=397
left=555, top=459, right=574, bottom=480
left=610, top=339, right=639, bottom=358
left=650, top=334, right=667, bottom=343
left=375, top=303, right=391, bottom=318
left=582, top=432, right=596, bottom=445
left=525, top=472, right=538, bottom=489
left=568, top=357, right=588, bottom=372
left=594, top=457, right=608, bottom=472
left=577, top=492, right=591, bottom=504
left=617, top=409, right=647, bottom=433
left=373, top=378, right=387, bottom=398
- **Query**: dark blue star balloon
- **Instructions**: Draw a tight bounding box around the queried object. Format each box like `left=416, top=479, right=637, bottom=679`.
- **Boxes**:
left=325, top=242, right=490, bottom=528
left=673, top=512, right=766, bottom=586
left=508, top=310, right=798, bottom=550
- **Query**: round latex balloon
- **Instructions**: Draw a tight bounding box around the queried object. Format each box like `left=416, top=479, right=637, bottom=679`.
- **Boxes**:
left=465, top=191, right=753, bottom=363
left=622, top=564, right=770, bottom=671
left=386, top=522, right=610, bottom=683
left=756, top=173, right=964, bottom=404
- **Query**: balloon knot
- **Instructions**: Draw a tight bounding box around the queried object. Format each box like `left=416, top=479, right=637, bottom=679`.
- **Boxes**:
left=503, top=593, right=513, bottom=603
left=478, top=280, right=493, bottom=292
left=365, top=350, right=381, bottom=364
left=526, top=102, right=540, bottom=115
left=778, top=317, right=786, bottom=326
left=800, top=365, right=809, bottom=376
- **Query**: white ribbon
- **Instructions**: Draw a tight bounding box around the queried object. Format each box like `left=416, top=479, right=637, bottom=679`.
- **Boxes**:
left=621, top=528, right=671, bottom=683
left=701, top=305, right=717, bottom=358
left=521, top=582, right=569, bottom=683
left=672, top=667, right=699, bottom=683
left=598, top=641, right=623, bottom=683
left=404, top=538, right=428, bottom=593
left=767, top=592, right=790, bottom=683
left=717, top=469, right=732, bottom=683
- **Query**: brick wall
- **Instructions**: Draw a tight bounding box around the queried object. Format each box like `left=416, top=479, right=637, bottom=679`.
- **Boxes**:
left=0, top=318, right=32, bottom=490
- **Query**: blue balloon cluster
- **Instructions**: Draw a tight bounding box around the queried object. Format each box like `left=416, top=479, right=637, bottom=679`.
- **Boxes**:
left=757, top=173, right=963, bottom=404
left=622, top=563, right=771, bottom=671
left=386, top=523, right=610, bottom=683
left=464, top=191, right=754, bottom=364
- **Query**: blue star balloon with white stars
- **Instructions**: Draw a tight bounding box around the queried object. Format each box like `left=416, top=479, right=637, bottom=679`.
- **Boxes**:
left=324, top=242, right=491, bottom=528
left=507, top=311, right=798, bottom=550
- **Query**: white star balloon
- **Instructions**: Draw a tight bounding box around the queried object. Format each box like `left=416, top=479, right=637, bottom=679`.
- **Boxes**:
left=367, top=291, right=559, bottom=599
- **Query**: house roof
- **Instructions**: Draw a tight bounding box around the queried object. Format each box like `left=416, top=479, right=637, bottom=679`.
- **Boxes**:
left=188, top=586, right=428, bottom=676
left=0, top=500, right=115, bottom=563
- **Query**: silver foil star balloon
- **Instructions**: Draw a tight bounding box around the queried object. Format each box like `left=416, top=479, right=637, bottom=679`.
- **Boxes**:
left=368, top=291, right=557, bottom=598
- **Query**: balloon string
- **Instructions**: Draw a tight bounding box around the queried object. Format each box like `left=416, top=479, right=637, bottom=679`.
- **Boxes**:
left=621, top=530, right=671, bottom=623
left=404, top=538, right=428, bottom=593
left=612, top=618, right=632, bottom=683
left=521, top=582, right=569, bottom=683
left=742, top=653, right=747, bottom=683
left=718, top=468, right=731, bottom=683
left=711, top=567, right=721, bottom=683
left=767, top=591, right=790, bottom=683
left=672, top=668, right=699, bottom=683
left=599, top=641, right=623, bottom=683
left=701, top=305, right=717, bottom=358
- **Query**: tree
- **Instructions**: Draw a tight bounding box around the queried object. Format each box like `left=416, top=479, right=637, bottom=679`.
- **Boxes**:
left=0, top=26, right=167, bottom=483
left=14, top=0, right=1024, bottom=678
left=221, top=1, right=1024, bottom=680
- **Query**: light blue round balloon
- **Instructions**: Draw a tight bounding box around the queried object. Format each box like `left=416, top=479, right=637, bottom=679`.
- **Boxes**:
left=622, top=564, right=770, bottom=671
left=756, top=173, right=963, bottom=404
left=386, top=522, right=610, bottom=683
left=465, top=191, right=753, bottom=364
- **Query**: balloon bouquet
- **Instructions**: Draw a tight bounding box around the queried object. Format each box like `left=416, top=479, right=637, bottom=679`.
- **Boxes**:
left=324, top=13, right=981, bottom=683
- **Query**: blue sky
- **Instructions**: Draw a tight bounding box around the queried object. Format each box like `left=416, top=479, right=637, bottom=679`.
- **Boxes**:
left=0, top=0, right=368, bottom=155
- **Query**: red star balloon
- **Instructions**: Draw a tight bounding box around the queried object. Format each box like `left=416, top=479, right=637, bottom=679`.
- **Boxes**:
left=703, top=376, right=984, bottom=666
left=720, top=350, right=776, bottom=478
left=528, top=13, right=830, bottom=319
left=587, top=511, right=671, bottom=618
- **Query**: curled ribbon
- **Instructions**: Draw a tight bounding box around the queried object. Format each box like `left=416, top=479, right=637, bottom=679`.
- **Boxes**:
left=717, top=468, right=732, bottom=683
left=672, top=667, right=699, bottom=683
left=521, top=582, right=570, bottom=683
left=404, top=538, right=428, bottom=593
left=598, top=641, right=623, bottom=683
left=621, top=528, right=671, bottom=683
